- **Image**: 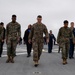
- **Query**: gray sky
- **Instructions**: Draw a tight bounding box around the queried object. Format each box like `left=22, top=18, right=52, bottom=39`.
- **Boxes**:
left=0, top=0, right=75, bottom=37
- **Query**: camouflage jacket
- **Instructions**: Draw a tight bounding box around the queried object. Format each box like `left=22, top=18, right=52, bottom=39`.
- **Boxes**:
left=28, top=22, right=49, bottom=43
left=57, top=27, right=73, bottom=44
left=6, top=22, right=21, bottom=40
left=0, top=25, right=4, bottom=41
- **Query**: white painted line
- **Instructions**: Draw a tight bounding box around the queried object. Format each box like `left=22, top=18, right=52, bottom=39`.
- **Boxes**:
left=1, top=48, right=75, bottom=58
left=53, top=49, right=59, bottom=50
left=2, top=53, right=27, bottom=57
left=3, top=50, right=27, bottom=52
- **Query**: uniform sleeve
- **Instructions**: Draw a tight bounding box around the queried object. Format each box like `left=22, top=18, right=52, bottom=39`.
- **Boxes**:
left=70, top=28, right=75, bottom=44
left=72, top=28, right=75, bottom=38
left=53, top=34, right=56, bottom=41
left=0, top=28, right=4, bottom=40
left=70, top=29, right=74, bottom=40
left=57, top=29, right=61, bottom=43
left=43, top=25, right=49, bottom=39
left=23, top=30, right=27, bottom=42
left=3, top=28, right=6, bottom=40
left=28, top=25, right=34, bottom=40
left=5, top=25, right=8, bottom=39
left=18, top=24, right=21, bottom=38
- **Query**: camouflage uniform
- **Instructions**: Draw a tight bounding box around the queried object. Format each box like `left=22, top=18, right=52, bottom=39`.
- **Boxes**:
left=57, top=27, right=73, bottom=59
left=29, top=23, right=49, bottom=61
left=0, top=25, right=4, bottom=52
left=6, top=22, right=21, bottom=57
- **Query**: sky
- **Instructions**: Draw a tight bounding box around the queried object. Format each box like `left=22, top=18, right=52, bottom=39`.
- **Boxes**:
left=0, top=0, right=75, bottom=38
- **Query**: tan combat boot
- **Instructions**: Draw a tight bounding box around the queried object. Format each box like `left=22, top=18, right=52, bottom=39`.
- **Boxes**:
left=34, top=61, right=39, bottom=67
left=65, top=59, right=67, bottom=64
left=62, top=59, right=67, bottom=65
left=10, top=56, right=14, bottom=63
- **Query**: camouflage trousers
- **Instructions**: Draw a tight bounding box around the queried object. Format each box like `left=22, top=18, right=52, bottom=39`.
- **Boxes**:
left=32, top=42, right=43, bottom=61
left=61, top=43, right=70, bottom=59
left=7, top=39, right=17, bottom=57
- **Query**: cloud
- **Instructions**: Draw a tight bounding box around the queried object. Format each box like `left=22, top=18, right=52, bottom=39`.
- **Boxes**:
left=0, top=0, right=75, bottom=37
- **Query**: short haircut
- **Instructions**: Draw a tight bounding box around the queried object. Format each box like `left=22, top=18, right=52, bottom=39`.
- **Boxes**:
left=37, top=15, right=42, bottom=18
left=50, top=30, right=52, bottom=32
left=63, top=20, right=68, bottom=24
left=0, top=22, right=4, bottom=25
left=12, top=15, right=16, bottom=17
left=71, top=22, right=74, bottom=24
left=28, top=24, right=32, bottom=27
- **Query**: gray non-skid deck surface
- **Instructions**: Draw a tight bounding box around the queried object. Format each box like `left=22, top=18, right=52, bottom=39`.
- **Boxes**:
left=0, top=45, right=75, bottom=75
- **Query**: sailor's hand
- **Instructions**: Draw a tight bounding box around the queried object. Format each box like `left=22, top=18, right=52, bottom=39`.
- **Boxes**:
left=46, top=38, right=49, bottom=44
left=28, top=39, right=31, bottom=44
left=18, top=37, right=20, bottom=42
